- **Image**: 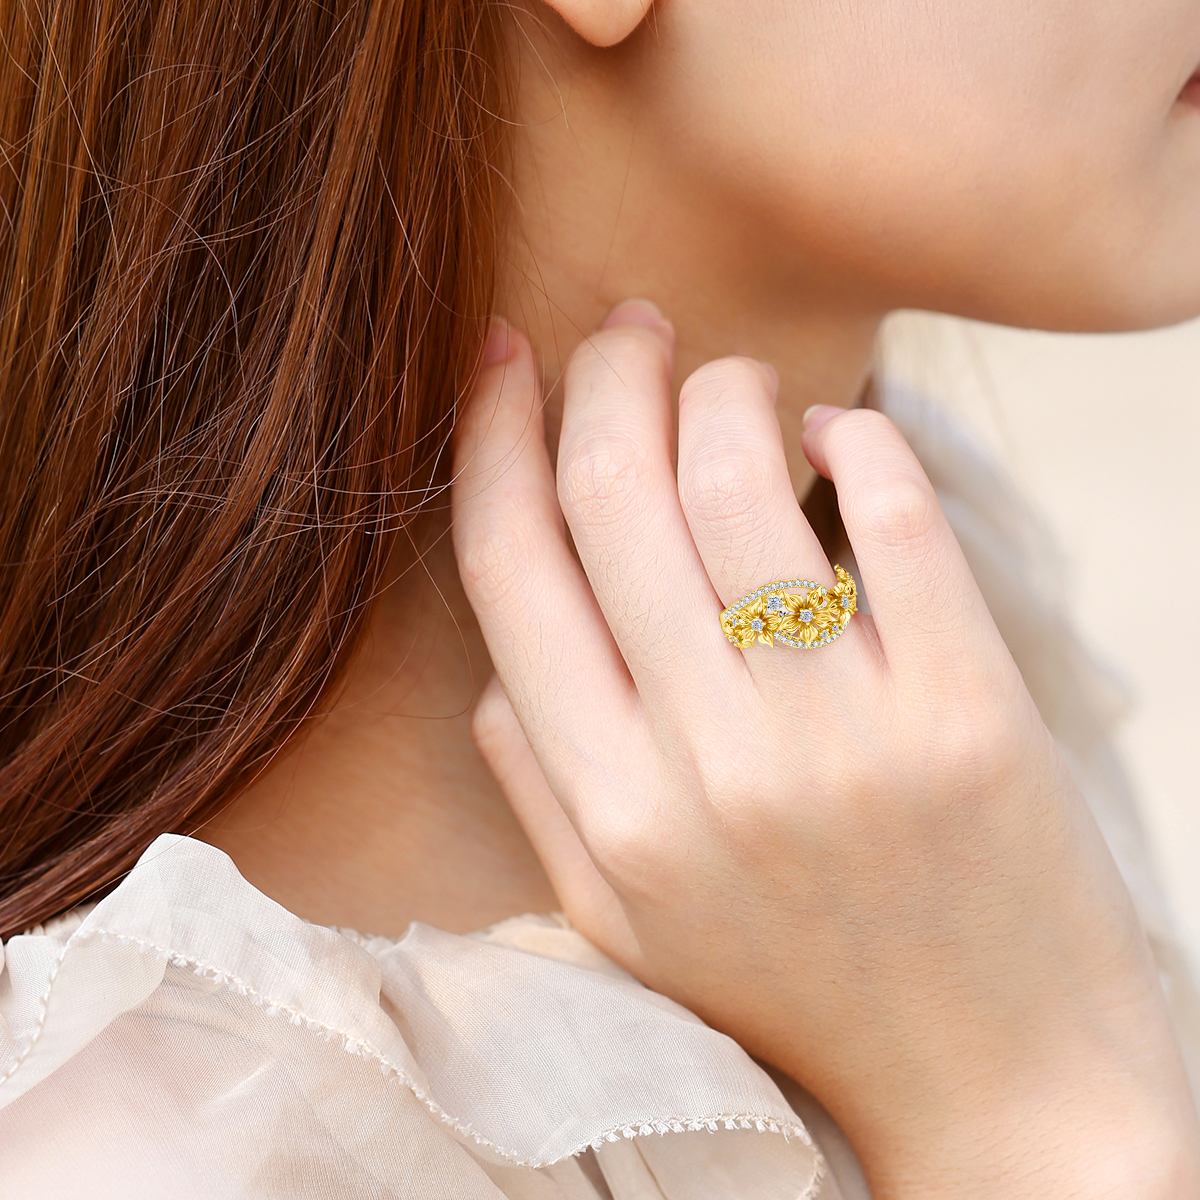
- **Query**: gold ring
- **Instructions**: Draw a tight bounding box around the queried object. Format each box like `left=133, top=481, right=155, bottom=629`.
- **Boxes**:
left=720, top=566, right=857, bottom=649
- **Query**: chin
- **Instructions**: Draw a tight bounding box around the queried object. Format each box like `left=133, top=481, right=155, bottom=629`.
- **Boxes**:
left=1124, top=278, right=1200, bottom=332
left=943, top=253, right=1200, bottom=336
left=1054, top=217, right=1200, bottom=333
left=1049, top=273, right=1200, bottom=334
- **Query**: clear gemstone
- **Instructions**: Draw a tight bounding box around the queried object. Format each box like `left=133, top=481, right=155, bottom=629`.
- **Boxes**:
left=798, top=608, right=813, bottom=623
left=841, top=595, right=851, bottom=608
left=766, top=597, right=786, bottom=613
left=750, top=617, right=764, bottom=631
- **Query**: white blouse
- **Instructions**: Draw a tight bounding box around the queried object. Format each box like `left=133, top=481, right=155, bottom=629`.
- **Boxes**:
left=1, top=385, right=1195, bottom=1199
left=0, top=834, right=845, bottom=1198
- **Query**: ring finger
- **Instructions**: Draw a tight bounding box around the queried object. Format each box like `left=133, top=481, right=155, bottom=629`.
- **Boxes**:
left=675, top=358, right=877, bottom=691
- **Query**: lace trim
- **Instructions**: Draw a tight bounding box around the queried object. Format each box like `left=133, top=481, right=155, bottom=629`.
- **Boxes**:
left=1, top=924, right=821, bottom=1187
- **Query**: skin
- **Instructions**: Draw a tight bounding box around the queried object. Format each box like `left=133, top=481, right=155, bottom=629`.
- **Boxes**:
left=207, top=1, right=1200, bottom=1194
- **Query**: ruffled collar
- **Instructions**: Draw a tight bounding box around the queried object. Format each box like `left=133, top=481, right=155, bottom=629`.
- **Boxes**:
left=1, top=834, right=823, bottom=1198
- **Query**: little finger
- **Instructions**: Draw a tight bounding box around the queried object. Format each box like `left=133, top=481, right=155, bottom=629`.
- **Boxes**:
left=801, top=405, right=1007, bottom=672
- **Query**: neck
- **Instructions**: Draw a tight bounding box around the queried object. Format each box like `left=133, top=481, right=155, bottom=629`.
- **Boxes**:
left=497, top=10, right=881, bottom=490
left=202, top=17, right=882, bottom=937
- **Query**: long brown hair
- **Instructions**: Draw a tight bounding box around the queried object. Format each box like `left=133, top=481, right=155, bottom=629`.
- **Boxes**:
left=0, top=0, right=507, bottom=938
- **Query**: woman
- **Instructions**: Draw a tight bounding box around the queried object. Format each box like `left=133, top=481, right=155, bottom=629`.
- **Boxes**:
left=1, top=0, right=1197, bottom=1195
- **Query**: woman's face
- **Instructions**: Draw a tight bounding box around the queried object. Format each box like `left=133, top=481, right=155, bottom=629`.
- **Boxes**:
left=617, top=0, right=1200, bottom=330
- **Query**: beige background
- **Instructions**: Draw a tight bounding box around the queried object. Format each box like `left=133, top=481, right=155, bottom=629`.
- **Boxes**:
left=880, top=312, right=1200, bottom=976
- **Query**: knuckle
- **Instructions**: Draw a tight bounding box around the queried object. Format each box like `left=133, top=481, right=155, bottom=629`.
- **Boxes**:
left=678, top=446, right=777, bottom=532
left=469, top=684, right=513, bottom=756
left=844, top=472, right=936, bottom=547
left=567, top=325, right=670, bottom=390
left=681, top=355, right=773, bottom=405
left=456, top=512, right=541, bottom=609
left=687, top=744, right=743, bottom=803
left=845, top=405, right=895, bottom=432
left=557, top=434, right=651, bottom=528
left=823, top=405, right=897, bottom=446
left=912, top=695, right=1026, bottom=799
left=686, top=736, right=774, bottom=820
left=586, top=802, right=667, bottom=893
left=587, top=802, right=646, bottom=866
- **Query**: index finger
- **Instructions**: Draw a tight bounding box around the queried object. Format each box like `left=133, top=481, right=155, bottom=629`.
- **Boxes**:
left=452, top=322, right=648, bottom=807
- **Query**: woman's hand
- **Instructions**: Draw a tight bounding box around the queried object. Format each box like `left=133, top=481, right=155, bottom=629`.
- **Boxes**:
left=450, top=302, right=1200, bottom=1199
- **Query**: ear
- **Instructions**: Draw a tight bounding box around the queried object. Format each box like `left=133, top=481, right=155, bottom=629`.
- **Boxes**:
left=540, top=0, right=655, bottom=48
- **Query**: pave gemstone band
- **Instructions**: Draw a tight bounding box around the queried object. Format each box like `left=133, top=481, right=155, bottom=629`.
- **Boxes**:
left=720, top=566, right=857, bottom=650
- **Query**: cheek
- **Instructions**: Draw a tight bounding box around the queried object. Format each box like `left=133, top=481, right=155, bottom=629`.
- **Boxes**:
left=648, top=0, right=1200, bottom=327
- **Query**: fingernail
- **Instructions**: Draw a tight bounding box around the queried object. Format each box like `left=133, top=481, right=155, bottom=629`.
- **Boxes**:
left=599, top=298, right=669, bottom=330
left=759, top=360, right=779, bottom=391
left=482, top=316, right=515, bottom=365
left=802, top=404, right=842, bottom=433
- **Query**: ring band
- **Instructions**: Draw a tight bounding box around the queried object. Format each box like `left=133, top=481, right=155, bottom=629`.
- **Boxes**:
left=720, top=566, right=857, bottom=650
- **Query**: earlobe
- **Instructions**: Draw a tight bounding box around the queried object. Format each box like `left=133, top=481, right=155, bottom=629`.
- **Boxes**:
left=540, top=0, right=655, bottom=48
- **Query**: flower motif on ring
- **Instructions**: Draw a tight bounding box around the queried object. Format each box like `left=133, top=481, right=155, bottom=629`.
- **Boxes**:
left=724, top=596, right=782, bottom=648
left=830, top=565, right=857, bottom=627
left=777, top=589, right=839, bottom=646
